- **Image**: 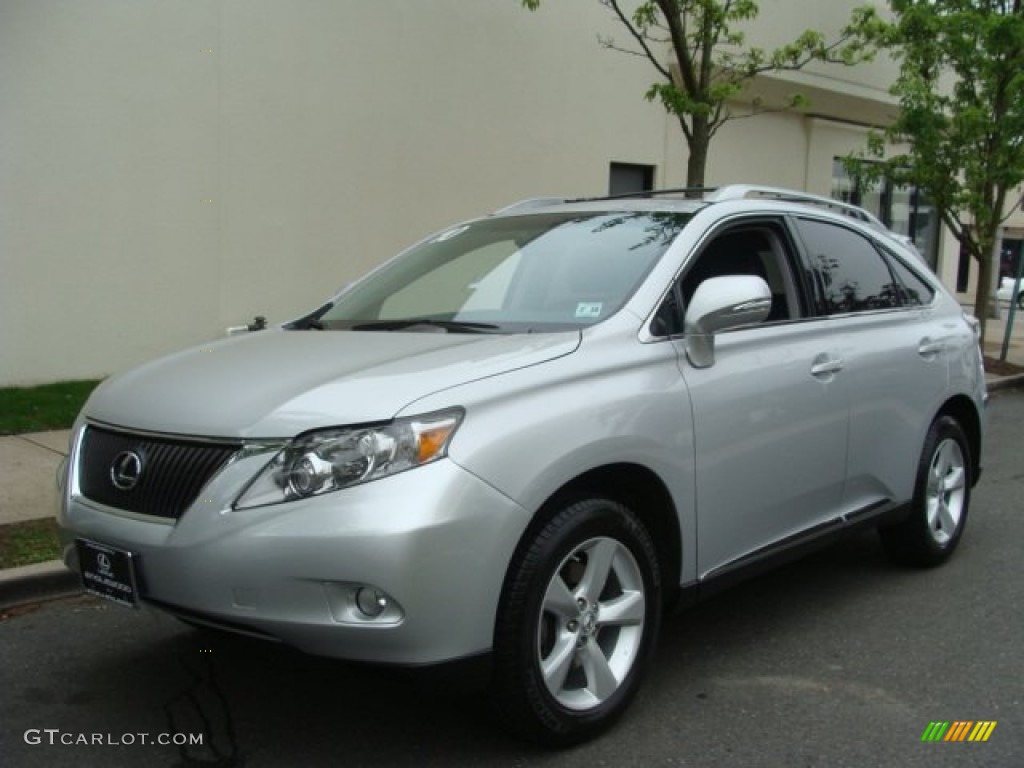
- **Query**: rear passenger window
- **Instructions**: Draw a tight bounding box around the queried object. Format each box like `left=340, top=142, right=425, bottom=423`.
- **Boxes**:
left=795, top=219, right=900, bottom=315
left=885, top=252, right=936, bottom=306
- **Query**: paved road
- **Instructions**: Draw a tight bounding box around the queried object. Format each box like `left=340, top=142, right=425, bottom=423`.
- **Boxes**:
left=2, top=392, right=1022, bottom=768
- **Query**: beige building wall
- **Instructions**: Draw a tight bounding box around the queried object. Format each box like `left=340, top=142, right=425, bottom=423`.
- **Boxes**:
left=2, top=0, right=680, bottom=386
left=1, top=1, right=223, bottom=385
left=0, top=0, right=945, bottom=387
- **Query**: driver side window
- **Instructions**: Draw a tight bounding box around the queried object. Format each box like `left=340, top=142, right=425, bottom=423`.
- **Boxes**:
left=651, top=223, right=802, bottom=337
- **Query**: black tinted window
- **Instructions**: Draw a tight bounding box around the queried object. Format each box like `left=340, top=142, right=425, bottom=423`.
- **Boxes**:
left=885, top=251, right=936, bottom=306
left=796, top=219, right=901, bottom=315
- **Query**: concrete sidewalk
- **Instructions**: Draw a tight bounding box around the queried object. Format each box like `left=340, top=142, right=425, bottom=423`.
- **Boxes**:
left=977, top=302, right=1024, bottom=367
left=0, top=430, right=76, bottom=609
left=0, top=430, right=69, bottom=525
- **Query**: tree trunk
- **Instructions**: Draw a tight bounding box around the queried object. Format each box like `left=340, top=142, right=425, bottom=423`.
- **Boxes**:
left=684, top=115, right=711, bottom=191
left=973, top=238, right=995, bottom=347
left=988, top=230, right=1003, bottom=323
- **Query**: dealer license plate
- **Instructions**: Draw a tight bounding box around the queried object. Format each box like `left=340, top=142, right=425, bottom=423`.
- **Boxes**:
left=75, top=539, right=139, bottom=607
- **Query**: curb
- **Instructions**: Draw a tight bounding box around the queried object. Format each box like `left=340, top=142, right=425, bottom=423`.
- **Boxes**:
left=987, top=372, right=1024, bottom=392
left=0, top=559, right=81, bottom=612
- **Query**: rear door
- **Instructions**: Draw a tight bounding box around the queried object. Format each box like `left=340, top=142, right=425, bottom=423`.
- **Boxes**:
left=790, top=216, right=949, bottom=513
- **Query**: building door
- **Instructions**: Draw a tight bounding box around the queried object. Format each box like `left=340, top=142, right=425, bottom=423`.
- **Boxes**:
left=609, top=163, right=654, bottom=196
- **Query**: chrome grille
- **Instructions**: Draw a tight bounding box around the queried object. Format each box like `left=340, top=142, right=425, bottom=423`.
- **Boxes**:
left=78, top=426, right=240, bottom=520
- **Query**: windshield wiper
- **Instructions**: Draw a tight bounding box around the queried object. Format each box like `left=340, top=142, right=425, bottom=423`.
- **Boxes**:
left=351, top=319, right=501, bottom=334
left=286, top=301, right=333, bottom=330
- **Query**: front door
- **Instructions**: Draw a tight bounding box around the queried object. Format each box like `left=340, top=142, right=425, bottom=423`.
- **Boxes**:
left=668, top=219, right=850, bottom=579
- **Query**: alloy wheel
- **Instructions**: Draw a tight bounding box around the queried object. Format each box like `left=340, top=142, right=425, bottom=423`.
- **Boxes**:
left=536, top=536, right=646, bottom=711
left=925, top=438, right=966, bottom=546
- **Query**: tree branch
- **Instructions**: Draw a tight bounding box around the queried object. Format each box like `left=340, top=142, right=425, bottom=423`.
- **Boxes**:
left=699, top=3, right=716, bottom=96
left=940, top=208, right=974, bottom=261
left=598, top=37, right=662, bottom=60
left=998, top=192, right=1024, bottom=226
left=654, top=0, right=700, bottom=96
left=603, top=0, right=672, bottom=80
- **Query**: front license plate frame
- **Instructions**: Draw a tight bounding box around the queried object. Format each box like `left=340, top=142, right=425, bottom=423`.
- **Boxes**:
left=75, top=538, right=140, bottom=607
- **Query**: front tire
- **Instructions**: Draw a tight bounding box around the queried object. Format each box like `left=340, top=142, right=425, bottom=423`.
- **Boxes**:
left=879, top=415, right=971, bottom=567
left=492, top=498, right=661, bottom=747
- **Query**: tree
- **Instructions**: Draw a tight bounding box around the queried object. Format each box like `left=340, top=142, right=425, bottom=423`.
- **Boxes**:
left=852, top=0, right=1024, bottom=344
left=521, top=0, right=880, bottom=189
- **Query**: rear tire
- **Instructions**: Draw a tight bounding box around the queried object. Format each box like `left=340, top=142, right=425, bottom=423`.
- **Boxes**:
left=491, top=498, right=661, bottom=747
left=879, top=415, right=971, bottom=567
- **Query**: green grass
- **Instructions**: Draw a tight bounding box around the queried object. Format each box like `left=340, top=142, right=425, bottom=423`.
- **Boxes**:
left=0, top=518, right=62, bottom=569
left=0, top=379, right=101, bottom=435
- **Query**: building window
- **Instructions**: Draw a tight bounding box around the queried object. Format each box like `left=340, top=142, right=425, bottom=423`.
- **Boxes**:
left=831, top=159, right=939, bottom=271
left=609, top=163, right=655, bottom=196
left=957, top=246, right=970, bottom=293
left=955, top=237, right=1019, bottom=296
left=1000, top=239, right=1022, bottom=282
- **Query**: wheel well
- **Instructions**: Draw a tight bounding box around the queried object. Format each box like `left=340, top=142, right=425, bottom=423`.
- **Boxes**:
left=528, top=464, right=682, bottom=607
left=936, top=395, right=983, bottom=485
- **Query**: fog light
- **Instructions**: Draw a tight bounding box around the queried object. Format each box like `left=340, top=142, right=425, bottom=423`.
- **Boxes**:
left=355, top=587, right=388, bottom=618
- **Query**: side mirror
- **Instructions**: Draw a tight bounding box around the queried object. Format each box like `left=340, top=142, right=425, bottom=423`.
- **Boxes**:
left=684, top=275, right=771, bottom=368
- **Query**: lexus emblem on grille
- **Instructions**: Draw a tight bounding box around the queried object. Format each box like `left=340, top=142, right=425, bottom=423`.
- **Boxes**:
left=96, top=552, right=113, bottom=576
left=110, top=451, right=143, bottom=491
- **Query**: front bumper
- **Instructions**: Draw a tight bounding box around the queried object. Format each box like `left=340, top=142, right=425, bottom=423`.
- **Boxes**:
left=58, top=436, right=529, bottom=665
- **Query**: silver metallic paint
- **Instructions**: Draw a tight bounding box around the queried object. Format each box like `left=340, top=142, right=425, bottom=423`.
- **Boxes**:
left=57, top=197, right=986, bottom=666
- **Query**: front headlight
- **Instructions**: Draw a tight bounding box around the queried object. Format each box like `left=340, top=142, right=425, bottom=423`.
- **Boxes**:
left=234, top=408, right=464, bottom=510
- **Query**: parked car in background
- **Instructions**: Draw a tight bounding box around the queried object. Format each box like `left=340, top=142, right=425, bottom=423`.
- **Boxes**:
left=58, top=185, right=986, bottom=746
left=997, top=275, right=1024, bottom=309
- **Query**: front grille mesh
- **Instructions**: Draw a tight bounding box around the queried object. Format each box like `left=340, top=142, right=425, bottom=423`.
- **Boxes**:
left=78, top=426, right=240, bottom=520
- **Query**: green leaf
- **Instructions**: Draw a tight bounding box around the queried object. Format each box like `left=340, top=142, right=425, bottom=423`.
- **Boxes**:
left=863, top=0, right=1024, bottom=343
left=520, top=0, right=882, bottom=187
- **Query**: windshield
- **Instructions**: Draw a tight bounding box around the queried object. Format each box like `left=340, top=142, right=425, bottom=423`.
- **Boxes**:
left=305, top=211, right=692, bottom=333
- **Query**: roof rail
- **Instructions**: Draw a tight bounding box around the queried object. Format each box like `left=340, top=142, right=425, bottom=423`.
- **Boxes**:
left=568, top=187, right=717, bottom=203
left=710, top=184, right=925, bottom=257
left=496, top=188, right=719, bottom=212
left=709, top=184, right=885, bottom=229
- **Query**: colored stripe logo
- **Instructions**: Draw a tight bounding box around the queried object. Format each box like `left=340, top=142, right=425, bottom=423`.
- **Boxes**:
left=921, top=721, right=997, bottom=742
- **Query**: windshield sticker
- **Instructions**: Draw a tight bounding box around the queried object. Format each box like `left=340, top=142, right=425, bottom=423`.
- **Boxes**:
left=575, top=302, right=603, bottom=319
left=432, top=224, right=471, bottom=243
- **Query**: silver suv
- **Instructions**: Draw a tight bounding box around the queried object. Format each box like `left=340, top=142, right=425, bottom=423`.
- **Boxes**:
left=58, top=186, right=986, bottom=745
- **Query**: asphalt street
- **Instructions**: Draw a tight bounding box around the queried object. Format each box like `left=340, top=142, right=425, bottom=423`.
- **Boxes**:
left=1, top=391, right=1022, bottom=768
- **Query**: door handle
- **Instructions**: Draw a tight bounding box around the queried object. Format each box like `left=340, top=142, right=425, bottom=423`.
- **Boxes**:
left=810, top=354, right=844, bottom=378
left=918, top=338, right=945, bottom=357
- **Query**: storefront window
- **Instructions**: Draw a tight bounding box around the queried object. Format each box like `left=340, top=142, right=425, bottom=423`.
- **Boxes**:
left=831, top=159, right=939, bottom=271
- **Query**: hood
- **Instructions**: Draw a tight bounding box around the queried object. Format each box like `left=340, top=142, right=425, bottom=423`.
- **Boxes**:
left=85, top=329, right=580, bottom=438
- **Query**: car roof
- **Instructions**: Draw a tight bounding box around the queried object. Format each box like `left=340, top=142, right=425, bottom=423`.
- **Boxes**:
left=493, top=197, right=707, bottom=216
left=493, top=184, right=925, bottom=262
